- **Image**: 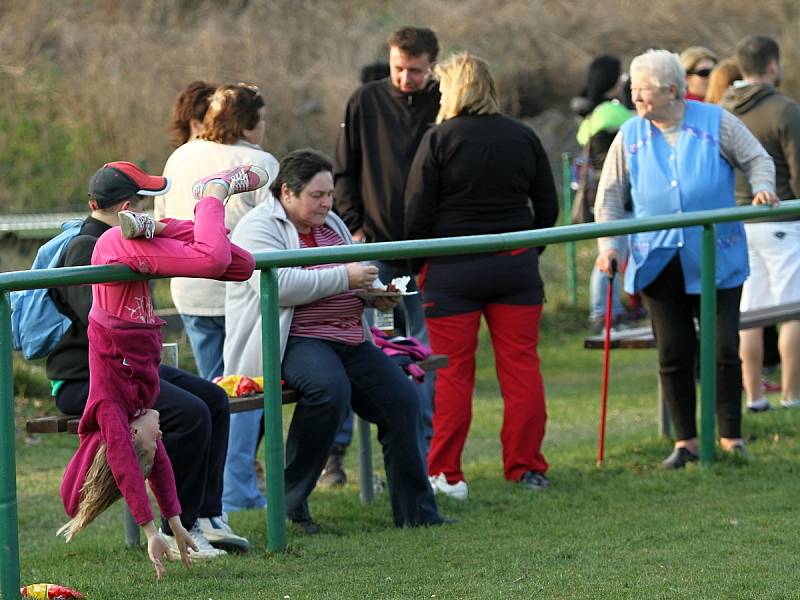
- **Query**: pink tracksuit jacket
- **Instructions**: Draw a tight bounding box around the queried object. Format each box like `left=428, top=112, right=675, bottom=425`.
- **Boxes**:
left=61, top=197, right=255, bottom=525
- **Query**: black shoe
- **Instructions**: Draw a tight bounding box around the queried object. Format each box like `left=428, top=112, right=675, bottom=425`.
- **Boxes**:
left=661, top=447, right=699, bottom=469
left=725, top=442, right=752, bottom=463
left=289, top=518, right=320, bottom=535
left=317, top=445, right=347, bottom=488
left=425, top=517, right=459, bottom=527
left=519, top=470, right=550, bottom=491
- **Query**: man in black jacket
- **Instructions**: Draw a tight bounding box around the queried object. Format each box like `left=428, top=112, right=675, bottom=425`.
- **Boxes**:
left=332, top=26, right=441, bottom=464
left=47, top=161, right=249, bottom=557
left=722, top=35, right=800, bottom=412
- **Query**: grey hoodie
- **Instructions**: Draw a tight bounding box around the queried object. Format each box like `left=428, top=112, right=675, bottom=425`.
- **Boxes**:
left=722, top=83, right=800, bottom=218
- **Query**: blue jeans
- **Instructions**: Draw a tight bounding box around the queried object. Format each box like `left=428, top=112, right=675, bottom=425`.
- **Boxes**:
left=282, top=336, right=442, bottom=527
left=589, top=229, right=630, bottom=323
left=180, top=314, right=225, bottom=380
left=223, top=409, right=268, bottom=512
left=344, top=260, right=434, bottom=456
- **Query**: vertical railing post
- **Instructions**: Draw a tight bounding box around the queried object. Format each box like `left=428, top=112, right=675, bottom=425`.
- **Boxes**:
left=260, top=268, right=287, bottom=551
left=0, top=291, right=21, bottom=599
left=562, top=152, right=578, bottom=305
left=700, top=224, right=717, bottom=465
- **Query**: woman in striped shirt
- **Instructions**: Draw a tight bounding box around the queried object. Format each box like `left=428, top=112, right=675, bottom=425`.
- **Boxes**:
left=223, top=149, right=445, bottom=532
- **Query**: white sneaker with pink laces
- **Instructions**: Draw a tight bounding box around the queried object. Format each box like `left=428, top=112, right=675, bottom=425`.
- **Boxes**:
left=192, top=164, right=270, bottom=201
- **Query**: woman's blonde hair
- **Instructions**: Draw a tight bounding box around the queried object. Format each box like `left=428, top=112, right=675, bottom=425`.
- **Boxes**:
left=57, top=441, right=152, bottom=541
left=202, top=84, right=265, bottom=145
left=435, top=52, right=499, bottom=124
left=705, top=57, right=741, bottom=104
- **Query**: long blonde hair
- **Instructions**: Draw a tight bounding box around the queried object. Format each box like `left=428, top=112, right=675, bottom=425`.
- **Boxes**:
left=435, top=52, right=499, bottom=124
left=57, top=442, right=152, bottom=541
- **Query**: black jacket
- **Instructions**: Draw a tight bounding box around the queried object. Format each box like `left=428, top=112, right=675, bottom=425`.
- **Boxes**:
left=404, top=113, right=559, bottom=247
left=46, top=216, right=110, bottom=381
left=722, top=83, right=800, bottom=219
left=333, top=78, right=440, bottom=244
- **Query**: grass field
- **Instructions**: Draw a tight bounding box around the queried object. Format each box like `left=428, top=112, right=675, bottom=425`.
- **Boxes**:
left=11, top=242, right=800, bottom=598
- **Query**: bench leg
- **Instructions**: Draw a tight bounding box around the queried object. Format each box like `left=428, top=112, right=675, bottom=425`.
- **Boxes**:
left=123, top=502, right=141, bottom=547
left=658, top=379, right=672, bottom=438
left=356, top=415, right=374, bottom=505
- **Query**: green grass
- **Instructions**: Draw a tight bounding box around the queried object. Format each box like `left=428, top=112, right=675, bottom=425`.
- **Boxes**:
left=11, top=245, right=800, bottom=598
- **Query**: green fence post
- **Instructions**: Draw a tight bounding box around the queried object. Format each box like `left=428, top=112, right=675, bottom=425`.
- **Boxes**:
left=700, top=224, right=717, bottom=465
left=260, top=268, right=287, bottom=551
left=562, top=152, right=577, bottom=305
left=0, top=291, right=21, bottom=600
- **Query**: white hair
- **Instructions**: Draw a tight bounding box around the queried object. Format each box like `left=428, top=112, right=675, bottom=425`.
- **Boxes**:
left=630, top=49, right=685, bottom=97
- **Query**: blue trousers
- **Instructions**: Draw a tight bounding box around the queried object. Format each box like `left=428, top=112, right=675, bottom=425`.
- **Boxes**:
left=180, top=314, right=225, bottom=380
left=282, top=336, right=442, bottom=527
left=340, top=259, right=434, bottom=456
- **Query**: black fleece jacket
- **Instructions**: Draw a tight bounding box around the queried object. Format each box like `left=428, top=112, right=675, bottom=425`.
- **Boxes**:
left=333, top=78, right=440, bottom=244
left=404, top=113, right=559, bottom=250
left=46, top=216, right=110, bottom=381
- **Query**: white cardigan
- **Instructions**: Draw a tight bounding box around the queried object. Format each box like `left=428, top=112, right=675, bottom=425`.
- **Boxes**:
left=156, top=139, right=279, bottom=316
left=223, top=200, right=372, bottom=377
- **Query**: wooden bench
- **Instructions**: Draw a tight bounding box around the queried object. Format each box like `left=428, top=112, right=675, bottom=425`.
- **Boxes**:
left=26, top=354, right=448, bottom=546
left=583, top=301, right=800, bottom=436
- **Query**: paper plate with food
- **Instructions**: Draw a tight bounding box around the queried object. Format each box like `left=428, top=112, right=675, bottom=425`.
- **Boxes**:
left=356, top=275, right=418, bottom=298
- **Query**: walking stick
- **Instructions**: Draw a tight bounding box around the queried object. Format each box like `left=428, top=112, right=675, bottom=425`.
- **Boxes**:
left=597, top=258, right=618, bottom=466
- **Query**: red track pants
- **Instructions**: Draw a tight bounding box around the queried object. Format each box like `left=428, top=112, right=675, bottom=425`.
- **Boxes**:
left=426, top=304, right=548, bottom=482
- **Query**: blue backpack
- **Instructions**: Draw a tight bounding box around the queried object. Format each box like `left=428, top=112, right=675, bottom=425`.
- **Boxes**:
left=11, top=219, right=83, bottom=360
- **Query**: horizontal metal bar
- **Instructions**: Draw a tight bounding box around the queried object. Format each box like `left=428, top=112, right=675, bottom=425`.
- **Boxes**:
left=2, top=200, right=799, bottom=291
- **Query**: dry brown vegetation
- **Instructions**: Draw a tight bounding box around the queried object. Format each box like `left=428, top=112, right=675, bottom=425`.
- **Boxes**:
left=1, top=0, right=798, bottom=211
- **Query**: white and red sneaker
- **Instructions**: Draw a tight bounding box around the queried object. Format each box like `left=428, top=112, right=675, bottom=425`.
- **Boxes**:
left=192, top=164, right=269, bottom=201
left=118, top=211, right=156, bottom=240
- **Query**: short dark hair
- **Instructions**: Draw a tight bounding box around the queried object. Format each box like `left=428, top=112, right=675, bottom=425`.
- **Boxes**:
left=270, top=149, right=333, bottom=199
left=387, top=27, right=439, bottom=62
left=737, top=35, right=780, bottom=77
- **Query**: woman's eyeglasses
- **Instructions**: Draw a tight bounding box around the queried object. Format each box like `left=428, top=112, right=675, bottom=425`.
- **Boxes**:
left=688, top=68, right=712, bottom=78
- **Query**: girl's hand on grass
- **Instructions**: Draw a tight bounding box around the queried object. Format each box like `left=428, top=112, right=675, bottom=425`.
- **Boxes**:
left=142, top=521, right=172, bottom=580
left=167, top=517, right=198, bottom=570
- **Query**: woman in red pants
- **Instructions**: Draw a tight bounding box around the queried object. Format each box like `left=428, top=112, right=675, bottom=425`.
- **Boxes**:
left=405, top=52, right=559, bottom=499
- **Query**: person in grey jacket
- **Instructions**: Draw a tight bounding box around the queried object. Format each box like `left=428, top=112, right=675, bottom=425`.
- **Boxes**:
left=222, top=149, right=445, bottom=533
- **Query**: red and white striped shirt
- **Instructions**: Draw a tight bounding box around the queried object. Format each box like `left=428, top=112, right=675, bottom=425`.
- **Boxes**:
left=289, top=226, right=365, bottom=345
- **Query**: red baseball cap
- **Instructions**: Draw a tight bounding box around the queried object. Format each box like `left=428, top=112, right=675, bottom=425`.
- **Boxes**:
left=88, top=161, right=171, bottom=207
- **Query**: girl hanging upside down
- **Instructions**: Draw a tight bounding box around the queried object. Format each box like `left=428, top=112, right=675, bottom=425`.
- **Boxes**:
left=58, top=163, right=266, bottom=579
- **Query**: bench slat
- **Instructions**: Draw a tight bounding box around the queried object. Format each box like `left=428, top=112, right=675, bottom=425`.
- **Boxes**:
left=26, top=355, right=447, bottom=435
left=583, top=302, right=800, bottom=350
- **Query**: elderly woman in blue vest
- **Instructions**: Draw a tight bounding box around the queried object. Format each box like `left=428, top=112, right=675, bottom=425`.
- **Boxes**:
left=594, top=49, right=778, bottom=469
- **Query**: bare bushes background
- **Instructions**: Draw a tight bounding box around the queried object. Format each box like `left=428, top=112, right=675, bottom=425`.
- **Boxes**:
left=0, top=0, right=798, bottom=211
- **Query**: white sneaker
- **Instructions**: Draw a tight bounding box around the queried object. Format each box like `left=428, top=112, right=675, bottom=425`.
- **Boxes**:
left=161, top=522, right=227, bottom=560
left=118, top=211, right=156, bottom=239
left=197, top=513, right=250, bottom=553
left=429, top=473, right=468, bottom=501
left=780, top=398, right=800, bottom=409
left=747, top=397, right=772, bottom=413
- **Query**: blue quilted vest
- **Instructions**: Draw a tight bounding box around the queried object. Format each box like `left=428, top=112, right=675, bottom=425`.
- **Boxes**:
left=621, top=100, right=748, bottom=294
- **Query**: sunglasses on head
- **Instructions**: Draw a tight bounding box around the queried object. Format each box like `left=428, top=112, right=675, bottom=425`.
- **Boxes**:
left=689, top=68, right=712, bottom=78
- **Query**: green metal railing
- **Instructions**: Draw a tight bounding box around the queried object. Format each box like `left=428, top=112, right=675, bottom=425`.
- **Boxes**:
left=3, top=200, right=800, bottom=598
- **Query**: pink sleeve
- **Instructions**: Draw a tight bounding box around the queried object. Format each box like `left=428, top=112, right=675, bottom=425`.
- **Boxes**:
left=217, top=242, right=255, bottom=281
left=146, top=439, right=181, bottom=520
left=96, top=402, right=154, bottom=525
